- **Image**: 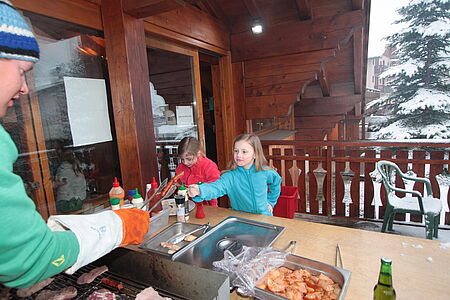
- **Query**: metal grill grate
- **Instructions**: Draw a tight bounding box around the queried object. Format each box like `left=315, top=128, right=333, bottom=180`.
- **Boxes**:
left=1, top=264, right=186, bottom=299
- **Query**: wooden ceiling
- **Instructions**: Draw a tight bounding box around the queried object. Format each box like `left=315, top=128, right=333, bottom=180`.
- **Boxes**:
left=121, top=0, right=364, bottom=34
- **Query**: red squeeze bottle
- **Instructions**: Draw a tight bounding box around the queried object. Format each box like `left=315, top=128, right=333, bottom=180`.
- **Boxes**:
left=195, top=202, right=205, bottom=219
left=147, top=177, right=162, bottom=213
left=195, top=182, right=206, bottom=219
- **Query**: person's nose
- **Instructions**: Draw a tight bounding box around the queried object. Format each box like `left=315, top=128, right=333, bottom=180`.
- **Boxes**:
left=20, top=80, right=30, bottom=95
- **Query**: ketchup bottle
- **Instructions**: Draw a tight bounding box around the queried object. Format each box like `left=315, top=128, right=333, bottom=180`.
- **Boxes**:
left=109, top=177, right=125, bottom=207
left=195, top=182, right=205, bottom=219
left=147, top=177, right=162, bottom=213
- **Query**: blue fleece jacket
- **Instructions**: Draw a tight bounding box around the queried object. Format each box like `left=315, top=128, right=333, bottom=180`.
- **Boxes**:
left=193, top=164, right=282, bottom=215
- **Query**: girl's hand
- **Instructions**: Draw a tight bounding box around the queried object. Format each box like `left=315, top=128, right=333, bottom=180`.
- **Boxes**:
left=188, top=184, right=200, bottom=197
left=267, top=203, right=273, bottom=213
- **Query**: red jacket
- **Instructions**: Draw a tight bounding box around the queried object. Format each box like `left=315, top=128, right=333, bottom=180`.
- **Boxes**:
left=175, top=155, right=220, bottom=206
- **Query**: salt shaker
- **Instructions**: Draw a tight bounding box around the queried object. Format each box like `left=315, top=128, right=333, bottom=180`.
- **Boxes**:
left=174, top=194, right=186, bottom=222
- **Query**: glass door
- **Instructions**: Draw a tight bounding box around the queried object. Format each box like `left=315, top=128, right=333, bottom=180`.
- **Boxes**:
left=146, top=37, right=204, bottom=180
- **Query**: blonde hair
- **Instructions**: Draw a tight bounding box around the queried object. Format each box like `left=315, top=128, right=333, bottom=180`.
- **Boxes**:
left=178, top=136, right=205, bottom=157
left=225, top=133, right=271, bottom=172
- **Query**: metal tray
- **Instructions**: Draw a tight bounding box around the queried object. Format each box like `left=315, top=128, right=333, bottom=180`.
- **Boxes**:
left=173, top=216, right=285, bottom=269
left=139, top=222, right=205, bottom=257
left=254, top=253, right=351, bottom=300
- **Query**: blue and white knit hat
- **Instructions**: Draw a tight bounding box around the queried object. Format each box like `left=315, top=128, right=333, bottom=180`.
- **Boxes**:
left=0, top=0, right=39, bottom=62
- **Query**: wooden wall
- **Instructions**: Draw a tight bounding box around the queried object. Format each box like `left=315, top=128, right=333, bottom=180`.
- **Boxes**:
left=232, top=0, right=370, bottom=141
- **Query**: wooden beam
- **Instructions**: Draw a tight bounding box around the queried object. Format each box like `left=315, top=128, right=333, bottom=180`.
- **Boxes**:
left=14, top=0, right=102, bottom=30
left=102, top=0, right=158, bottom=192
left=295, top=0, right=312, bottom=20
left=318, top=67, right=330, bottom=96
left=296, top=95, right=363, bottom=116
left=353, top=27, right=364, bottom=94
left=243, top=0, right=263, bottom=19
left=232, top=61, right=246, bottom=135
left=218, top=54, right=237, bottom=166
left=211, top=64, right=226, bottom=169
left=192, top=50, right=206, bottom=149
left=123, top=0, right=185, bottom=19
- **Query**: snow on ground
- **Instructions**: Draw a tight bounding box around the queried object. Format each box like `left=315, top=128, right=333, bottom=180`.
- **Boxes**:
left=440, top=242, right=450, bottom=249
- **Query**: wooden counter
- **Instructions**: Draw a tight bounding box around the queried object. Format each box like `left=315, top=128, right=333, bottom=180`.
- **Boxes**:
left=134, top=206, right=450, bottom=299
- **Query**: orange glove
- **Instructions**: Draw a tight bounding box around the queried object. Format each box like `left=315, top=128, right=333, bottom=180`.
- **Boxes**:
left=112, top=209, right=150, bottom=247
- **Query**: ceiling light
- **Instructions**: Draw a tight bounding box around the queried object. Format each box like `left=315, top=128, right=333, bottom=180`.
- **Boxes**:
left=251, top=19, right=263, bottom=34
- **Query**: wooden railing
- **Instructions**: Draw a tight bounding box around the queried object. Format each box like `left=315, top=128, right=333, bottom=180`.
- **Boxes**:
left=261, top=140, right=450, bottom=226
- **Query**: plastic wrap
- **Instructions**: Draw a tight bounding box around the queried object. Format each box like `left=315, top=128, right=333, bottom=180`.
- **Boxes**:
left=213, top=246, right=289, bottom=297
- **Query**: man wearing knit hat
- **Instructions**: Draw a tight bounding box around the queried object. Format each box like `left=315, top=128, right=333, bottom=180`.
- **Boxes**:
left=0, top=0, right=150, bottom=289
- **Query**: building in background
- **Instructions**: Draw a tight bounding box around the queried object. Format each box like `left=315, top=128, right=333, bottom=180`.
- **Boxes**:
left=366, top=47, right=395, bottom=97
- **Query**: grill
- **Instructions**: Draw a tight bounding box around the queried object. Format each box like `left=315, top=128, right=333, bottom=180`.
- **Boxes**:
left=1, top=264, right=186, bottom=300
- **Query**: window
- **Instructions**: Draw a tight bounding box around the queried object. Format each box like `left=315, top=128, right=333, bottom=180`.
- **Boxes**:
left=4, top=11, right=120, bottom=216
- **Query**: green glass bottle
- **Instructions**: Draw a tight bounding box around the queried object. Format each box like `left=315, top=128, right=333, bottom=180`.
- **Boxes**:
left=374, top=257, right=396, bottom=300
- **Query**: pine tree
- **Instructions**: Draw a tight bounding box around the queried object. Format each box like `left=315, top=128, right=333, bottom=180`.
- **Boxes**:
left=369, top=0, right=450, bottom=139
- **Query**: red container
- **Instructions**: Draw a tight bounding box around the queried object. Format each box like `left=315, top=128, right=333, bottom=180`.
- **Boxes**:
left=273, top=186, right=298, bottom=219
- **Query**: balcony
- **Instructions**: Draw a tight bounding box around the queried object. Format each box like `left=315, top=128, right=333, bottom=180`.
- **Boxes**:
left=261, top=140, right=450, bottom=232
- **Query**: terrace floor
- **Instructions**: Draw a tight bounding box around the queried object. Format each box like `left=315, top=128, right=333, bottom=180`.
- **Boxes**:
left=295, top=213, right=450, bottom=243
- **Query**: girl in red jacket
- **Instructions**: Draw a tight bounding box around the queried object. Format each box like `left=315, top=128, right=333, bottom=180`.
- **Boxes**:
left=175, top=137, right=220, bottom=206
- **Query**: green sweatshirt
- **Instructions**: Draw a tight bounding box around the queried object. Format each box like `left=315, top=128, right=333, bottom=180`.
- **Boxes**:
left=0, top=124, right=79, bottom=288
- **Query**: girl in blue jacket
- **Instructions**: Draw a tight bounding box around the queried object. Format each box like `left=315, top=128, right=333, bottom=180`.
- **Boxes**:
left=188, top=133, right=281, bottom=216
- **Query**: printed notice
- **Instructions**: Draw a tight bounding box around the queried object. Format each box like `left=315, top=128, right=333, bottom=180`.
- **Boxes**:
left=64, top=77, right=112, bottom=146
left=176, top=106, right=194, bottom=125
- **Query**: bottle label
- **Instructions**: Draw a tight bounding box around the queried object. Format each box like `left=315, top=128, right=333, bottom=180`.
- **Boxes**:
left=176, top=207, right=186, bottom=222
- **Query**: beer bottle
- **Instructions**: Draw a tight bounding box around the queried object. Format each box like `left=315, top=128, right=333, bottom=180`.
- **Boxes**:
left=374, top=257, right=396, bottom=300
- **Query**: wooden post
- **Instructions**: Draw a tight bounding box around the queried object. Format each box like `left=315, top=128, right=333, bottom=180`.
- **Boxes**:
left=102, top=0, right=158, bottom=192
left=216, top=53, right=236, bottom=168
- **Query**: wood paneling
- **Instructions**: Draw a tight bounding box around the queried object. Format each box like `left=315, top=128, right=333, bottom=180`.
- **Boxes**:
left=295, top=0, right=312, bottom=20
left=144, top=4, right=229, bottom=52
left=246, top=94, right=298, bottom=120
left=231, top=10, right=364, bottom=62
left=102, top=0, right=158, bottom=192
left=244, top=49, right=335, bottom=77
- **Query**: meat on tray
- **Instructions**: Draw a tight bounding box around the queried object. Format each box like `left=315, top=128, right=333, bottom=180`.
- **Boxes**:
left=16, top=277, right=54, bottom=297
left=35, top=286, right=77, bottom=300
left=87, top=289, right=116, bottom=300
left=100, top=278, right=124, bottom=290
left=135, top=286, right=171, bottom=300
left=77, top=265, right=108, bottom=284
left=160, top=242, right=181, bottom=254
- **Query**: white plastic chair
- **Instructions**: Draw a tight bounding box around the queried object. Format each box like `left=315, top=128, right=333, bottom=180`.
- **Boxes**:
left=376, top=160, right=442, bottom=239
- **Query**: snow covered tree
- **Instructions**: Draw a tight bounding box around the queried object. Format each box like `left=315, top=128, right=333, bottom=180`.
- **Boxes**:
left=368, top=0, right=450, bottom=139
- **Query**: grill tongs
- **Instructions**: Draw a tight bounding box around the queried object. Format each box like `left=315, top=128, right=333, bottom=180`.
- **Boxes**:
left=167, top=223, right=210, bottom=245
